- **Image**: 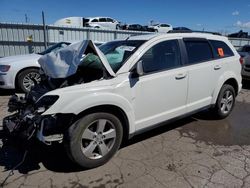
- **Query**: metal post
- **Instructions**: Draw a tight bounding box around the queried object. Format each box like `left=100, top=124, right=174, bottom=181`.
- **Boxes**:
left=87, top=29, right=90, bottom=40
left=42, top=11, right=47, bottom=49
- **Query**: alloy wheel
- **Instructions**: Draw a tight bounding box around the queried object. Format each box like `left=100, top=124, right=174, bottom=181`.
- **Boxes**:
left=81, top=119, right=116, bottom=159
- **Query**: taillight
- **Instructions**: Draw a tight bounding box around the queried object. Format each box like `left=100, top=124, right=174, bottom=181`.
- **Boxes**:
left=240, top=57, right=244, bottom=65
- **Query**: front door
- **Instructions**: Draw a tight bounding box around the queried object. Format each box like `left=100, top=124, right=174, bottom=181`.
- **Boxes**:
left=131, top=40, right=188, bottom=131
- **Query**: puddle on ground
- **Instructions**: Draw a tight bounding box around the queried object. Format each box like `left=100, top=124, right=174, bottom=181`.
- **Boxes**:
left=178, top=101, right=250, bottom=146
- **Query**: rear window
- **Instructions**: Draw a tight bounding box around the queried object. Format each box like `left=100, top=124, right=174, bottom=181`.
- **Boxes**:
left=184, top=40, right=213, bottom=64
left=209, top=40, right=234, bottom=58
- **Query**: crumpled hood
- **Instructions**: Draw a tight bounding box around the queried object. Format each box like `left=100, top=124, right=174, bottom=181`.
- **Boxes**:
left=0, top=54, right=41, bottom=64
left=38, top=40, right=115, bottom=78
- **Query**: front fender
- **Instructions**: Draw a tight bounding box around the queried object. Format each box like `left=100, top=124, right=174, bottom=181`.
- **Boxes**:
left=43, top=92, right=135, bottom=134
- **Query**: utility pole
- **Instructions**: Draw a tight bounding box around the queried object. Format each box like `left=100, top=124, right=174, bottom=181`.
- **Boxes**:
left=25, top=14, right=28, bottom=23
left=42, top=11, right=48, bottom=49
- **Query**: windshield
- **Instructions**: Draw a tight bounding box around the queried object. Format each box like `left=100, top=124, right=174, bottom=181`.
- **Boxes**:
left=80, top=40, right=145, bottom=73
left=38, top=42, right=71, bottom=55
left=100, top=40, right=145, bottom=72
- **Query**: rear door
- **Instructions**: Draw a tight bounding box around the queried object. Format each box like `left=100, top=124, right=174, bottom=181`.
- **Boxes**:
left=98, top=17, right=107, bottom=28
left=183, top=38, right=217, bottom=112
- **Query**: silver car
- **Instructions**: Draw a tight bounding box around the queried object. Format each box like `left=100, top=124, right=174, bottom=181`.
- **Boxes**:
left=238, top=45, right=250, bottom=80
left=241, top=55, right=250, bottom=80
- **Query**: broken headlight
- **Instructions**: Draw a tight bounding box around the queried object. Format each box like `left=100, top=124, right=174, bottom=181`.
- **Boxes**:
left=35, top=95, right=59, bottom=113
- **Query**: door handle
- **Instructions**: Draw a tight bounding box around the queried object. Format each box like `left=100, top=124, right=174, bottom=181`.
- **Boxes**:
left=214, top=65, right=222, bottom=70
left=175, top=73, right=187, bottom=80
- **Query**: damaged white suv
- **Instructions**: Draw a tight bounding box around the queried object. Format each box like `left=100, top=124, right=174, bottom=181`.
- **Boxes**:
left=3, top=33, right=242, bottom=168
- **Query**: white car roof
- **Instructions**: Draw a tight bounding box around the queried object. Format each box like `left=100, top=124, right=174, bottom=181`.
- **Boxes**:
left=128, top=33, right=228, bottom=41
left=85, top=17, right=113, bottom=20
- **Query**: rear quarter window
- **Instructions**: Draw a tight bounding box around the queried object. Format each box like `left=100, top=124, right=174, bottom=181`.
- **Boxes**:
left=209, top=40, right=234, bottom=58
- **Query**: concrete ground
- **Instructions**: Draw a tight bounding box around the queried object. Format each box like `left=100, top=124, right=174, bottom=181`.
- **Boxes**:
left=0, top=84, right=250, bottom=188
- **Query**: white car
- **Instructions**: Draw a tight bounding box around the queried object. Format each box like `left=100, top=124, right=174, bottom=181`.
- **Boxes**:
left=148, top=23, right=173, bottom=33
left=0, top=42, right=70, bottom=92
left=0, top=41, right=104, bottom=92
left=3, top=33, right=242, bottom=169
left=83, top=17, right=120, bottom=30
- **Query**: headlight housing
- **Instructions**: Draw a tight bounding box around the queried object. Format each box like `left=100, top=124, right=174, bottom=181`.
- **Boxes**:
left=35, top=95, right=59, bottom=113
left=0, top=65, right=11, bottom=72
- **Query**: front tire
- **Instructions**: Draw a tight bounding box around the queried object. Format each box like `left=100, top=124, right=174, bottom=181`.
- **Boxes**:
left=17, top=68, right=41, bottom=93
left=65, top=113, right=123, bottom=169
left=212, top=84, right=236, bottom=119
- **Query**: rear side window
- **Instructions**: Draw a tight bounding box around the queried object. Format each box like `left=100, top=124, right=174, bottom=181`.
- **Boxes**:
left=99, top=18, right=107, bottom=22
left=161, top=24, right=170, bottom=27
left=184, top=40, right=213, bottom=64
left=107, top=18, right=113, bottom=22
left=209, top=40, right=234, bottom=58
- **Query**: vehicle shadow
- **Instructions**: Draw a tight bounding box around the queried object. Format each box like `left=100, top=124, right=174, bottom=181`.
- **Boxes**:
left=0, top=117, right=196, bottom=174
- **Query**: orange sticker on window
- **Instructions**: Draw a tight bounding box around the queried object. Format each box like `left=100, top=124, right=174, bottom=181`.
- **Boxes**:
left=218, top=48, right=224, bottom=57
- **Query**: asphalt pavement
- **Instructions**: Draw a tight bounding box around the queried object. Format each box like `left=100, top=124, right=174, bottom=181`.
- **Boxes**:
left=0, top=84, right=250, bottom=188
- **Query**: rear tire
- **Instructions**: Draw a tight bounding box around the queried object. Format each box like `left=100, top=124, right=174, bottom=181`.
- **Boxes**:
left=212, top=84, right=236, bottom=119
left=17, top=68, right=41, bottom=93
left=64, top=112, right=123, bottom=169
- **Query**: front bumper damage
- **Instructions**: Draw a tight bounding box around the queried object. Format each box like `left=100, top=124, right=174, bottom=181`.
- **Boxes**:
left=3, top=95, right=75, bottom=145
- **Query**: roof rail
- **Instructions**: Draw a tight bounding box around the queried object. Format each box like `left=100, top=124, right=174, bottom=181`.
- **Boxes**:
left=168, top=30, right=222, bottom=36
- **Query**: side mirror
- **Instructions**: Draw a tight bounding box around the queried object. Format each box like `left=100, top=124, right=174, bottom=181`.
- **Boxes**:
left=136, top=60, right=144, bottom=76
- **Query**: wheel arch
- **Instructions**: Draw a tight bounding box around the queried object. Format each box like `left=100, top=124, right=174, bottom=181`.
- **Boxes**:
left=75, top=104, right=130, bottom=142
left=223, top=78, right=238, bottom=96
left=15, top=66, right=40, bottom=88
left=212, top=76, right=239, bottom=104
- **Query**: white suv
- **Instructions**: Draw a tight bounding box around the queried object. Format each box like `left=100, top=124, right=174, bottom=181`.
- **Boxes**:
left=148, top=23, right=173, bottom=33
left=83, top=17, right=120, bottom=30
left=3, top=33, right=242, bottom=169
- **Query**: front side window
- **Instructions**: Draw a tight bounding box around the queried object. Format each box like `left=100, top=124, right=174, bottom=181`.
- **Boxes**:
left=140, top=40, right=181, bottom=73
left=91, top=19, right=98, bottom=22
left=184, top=40, right=213, bottom=64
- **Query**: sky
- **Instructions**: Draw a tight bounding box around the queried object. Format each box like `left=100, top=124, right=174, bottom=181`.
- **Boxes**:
left=1, top=0, right=250, bottom=34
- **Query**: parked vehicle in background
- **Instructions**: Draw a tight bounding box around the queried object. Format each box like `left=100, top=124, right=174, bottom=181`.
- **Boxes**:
left=0, top=42, right=70, bottom=92
left=241, top=55, right=250, bottom=80
left=3, top=32, right=242, bottom=169
left=125, top=24, right=148, bottom=31
left=238, top=45, right=250, bottom=80
left=173, top=27, right=191, bottom=31
left=54, top=17, right=120, bottom=30
left=228, top=30, right=248, bottom=39
left=0, top=41, right=104, bottom=93
left=82, top=17, right=120, bottom=30
left=121, top=24, right=154, bottom=32
left=54, top=17, right=83, bottom=27
left=237, top=45, right=250, bottom=57
left=148, top=23, right=173, bottom=33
